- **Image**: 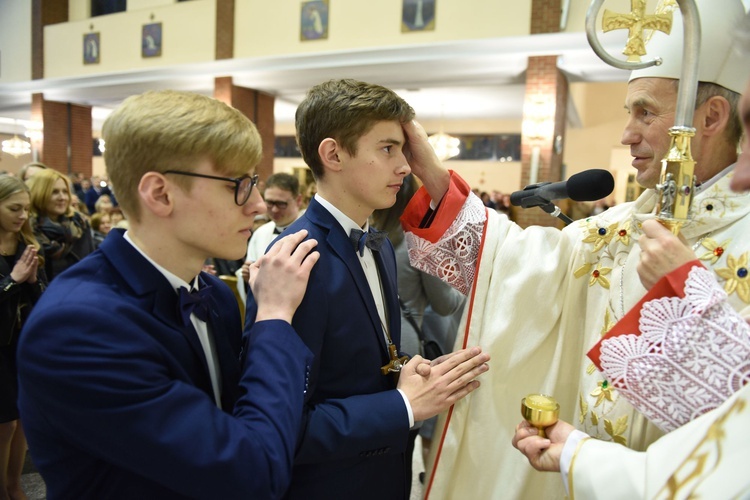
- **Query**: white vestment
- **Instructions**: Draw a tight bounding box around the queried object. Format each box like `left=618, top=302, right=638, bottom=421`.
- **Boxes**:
left=402, top=170, right=750, bottom=499
left=570, top=381, right=750, bottom=499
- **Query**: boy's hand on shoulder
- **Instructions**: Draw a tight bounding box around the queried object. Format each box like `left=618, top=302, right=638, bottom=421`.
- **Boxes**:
left=250, top=229, right=319, bottom=324
left=397, top=346, right=490, bottom=422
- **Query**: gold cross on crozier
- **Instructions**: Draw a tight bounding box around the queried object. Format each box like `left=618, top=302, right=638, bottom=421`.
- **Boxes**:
left=602, top=0, right=673, bottom=61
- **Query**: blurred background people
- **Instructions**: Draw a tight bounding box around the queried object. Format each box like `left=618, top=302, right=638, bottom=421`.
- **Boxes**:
left=83, top=175, right=115, bottom=215
left=238, top=173, right=304, bottom=300
left=18, top=162, right=48, bottom=184
left=93, top=194, right=114, bottom=215
left=0, top=175, right=46, bottom=500
left=28, top=169, right=94, bottom=281
left=90, top=212, right=112, bottom=248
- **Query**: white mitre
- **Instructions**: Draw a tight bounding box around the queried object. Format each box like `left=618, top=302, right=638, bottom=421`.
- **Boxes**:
left=629, top=0, right=749, bottom=94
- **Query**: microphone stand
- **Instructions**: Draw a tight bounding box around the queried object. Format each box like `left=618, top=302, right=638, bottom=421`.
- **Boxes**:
left=539, top=202, right=574, bottom=226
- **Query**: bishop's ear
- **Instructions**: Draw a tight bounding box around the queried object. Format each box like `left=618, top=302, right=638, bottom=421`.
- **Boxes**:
left=700, top=95, right=732, bottom=138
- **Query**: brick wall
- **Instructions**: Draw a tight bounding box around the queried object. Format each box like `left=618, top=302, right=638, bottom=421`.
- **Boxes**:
left=32, top=95, right=92, bottom=177
left=214, top=77, right=276, bottom=181
left=530, top=0, right=561, bottom=34
left=515, top=0, right=569, bottom=229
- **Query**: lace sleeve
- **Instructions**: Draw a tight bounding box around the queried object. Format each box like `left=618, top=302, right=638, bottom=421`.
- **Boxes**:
left=599, top=265, right=750, bottom=432
left=404, top=194, right=486, bottom=296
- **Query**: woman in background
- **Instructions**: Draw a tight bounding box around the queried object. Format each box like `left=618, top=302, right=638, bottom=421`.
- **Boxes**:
left=28, top=169, right=94, bottom=281
left=0, top=175, right=46, bottom=500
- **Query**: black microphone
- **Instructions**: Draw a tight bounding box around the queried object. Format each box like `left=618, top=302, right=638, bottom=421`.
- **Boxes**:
left=510, top=169, right=615, bottom=209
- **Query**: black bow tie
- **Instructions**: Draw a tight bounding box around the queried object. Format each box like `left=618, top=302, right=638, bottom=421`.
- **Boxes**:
left=178, top=279, right=213, bottom=326
left=349, top=228, right=387, bottom=257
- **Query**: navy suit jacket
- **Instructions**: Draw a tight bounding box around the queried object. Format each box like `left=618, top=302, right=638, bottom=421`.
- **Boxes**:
left=246, top=198, right=411, bottom=500
left=18, top=229, right=313, bottom=499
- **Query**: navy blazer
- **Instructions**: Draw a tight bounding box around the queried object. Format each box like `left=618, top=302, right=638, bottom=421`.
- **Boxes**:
left=246, top=198, right=411, bottom=500
left=18, top=229, right=313, bottom=499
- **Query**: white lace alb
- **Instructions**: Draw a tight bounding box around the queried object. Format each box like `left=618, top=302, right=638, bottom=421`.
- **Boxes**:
left=599, top=266, right=750, bottom=432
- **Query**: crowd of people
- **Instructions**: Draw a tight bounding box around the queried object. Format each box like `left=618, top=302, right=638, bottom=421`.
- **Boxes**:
left=0, top=2, right=749, bottom=499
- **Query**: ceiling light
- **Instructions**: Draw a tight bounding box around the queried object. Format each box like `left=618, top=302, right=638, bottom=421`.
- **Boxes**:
left=2, top=135, right=31, bottom=158
left=428, top=131, right=461, bottom=161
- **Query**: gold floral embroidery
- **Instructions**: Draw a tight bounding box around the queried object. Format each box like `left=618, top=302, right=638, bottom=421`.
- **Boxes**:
left=579, top=393, right=589, bottom=424
left=582, top=222, right=619, bottom=252
left=604, top=415, right=628, bottom=445
left=715, top=252, right=750, bottom=303
left=697, top=238, right=731, bottom=264
left=590, top=379, right=615, bottom=407
left=614, top=221, right=633, bottom=246
left=587, top=309, right=615, bottom=375
left=574, top=262, right=592, bottom=279
left=589, top=266, right=612, bottom=289
left=590, top=411, right=599, bottom=426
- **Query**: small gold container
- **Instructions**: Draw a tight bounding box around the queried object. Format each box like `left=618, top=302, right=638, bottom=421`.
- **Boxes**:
left=521, top=393, right=559, bottom=438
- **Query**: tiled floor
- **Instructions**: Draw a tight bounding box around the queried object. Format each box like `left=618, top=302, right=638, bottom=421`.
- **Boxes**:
left=19, top=438, right=427, bottom=500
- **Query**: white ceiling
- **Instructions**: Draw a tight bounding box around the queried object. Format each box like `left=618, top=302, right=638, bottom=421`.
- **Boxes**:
left=0, top=31, right=631, bottom=134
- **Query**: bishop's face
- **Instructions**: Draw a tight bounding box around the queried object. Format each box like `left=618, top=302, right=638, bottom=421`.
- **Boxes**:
left=620, top=78, right=677, bottom=189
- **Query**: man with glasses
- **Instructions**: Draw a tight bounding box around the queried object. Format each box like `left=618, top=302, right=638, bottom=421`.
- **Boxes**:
left=239, top=173, right=305, bottom=299
left=17, top=90, right=320, bottom=499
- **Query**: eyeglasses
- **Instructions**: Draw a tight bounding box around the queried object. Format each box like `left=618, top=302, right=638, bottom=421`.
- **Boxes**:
left=163, top=171, right=259, bottom=206
left=265, top=199, right=291, bottom=210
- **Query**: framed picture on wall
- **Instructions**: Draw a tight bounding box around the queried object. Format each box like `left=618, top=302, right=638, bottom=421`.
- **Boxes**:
left=142, top=22, right=162, bottom=58
left=83, top=32, right=100, bottom=65
left=402, top=0, right=436, bottom=32
left=300, top=0, right=329, bottom=41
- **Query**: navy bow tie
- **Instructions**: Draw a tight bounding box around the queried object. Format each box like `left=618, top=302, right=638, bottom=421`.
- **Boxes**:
left=178, top=281, right=213, bottom=326
left=350, top=228, right=387, bottom=257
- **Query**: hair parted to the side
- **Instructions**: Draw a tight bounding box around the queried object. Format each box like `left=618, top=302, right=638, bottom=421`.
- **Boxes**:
left=0, top=175, right=42, bottom=255
left=265, top=172, right=300, bottom=197
left=295, top=79, right=415, bottom=180
left=27, top=169, right=75, bottom=219
left=102, top=90, right=263, bottom=222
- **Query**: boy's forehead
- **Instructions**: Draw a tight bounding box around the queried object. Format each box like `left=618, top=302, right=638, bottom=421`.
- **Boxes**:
left=363, top=120, right=405, bottom=141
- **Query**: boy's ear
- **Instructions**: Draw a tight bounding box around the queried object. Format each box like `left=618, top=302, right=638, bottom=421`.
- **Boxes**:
left=138, top=172, right=174, bottom=217
left=318, top=138, right=343, bottom=172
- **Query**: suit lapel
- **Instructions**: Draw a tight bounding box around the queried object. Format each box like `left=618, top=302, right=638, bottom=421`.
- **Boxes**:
left=99, top=230, right=214, bottom=393
left=372, top=243, right=400, bottom=350
left=306, top=200, right=389, bottom=354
